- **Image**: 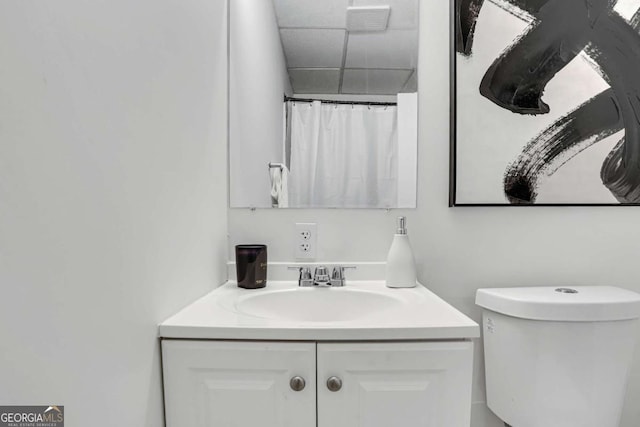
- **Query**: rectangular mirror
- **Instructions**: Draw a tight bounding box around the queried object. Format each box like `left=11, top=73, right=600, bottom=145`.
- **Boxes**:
left=229, top=0, right=419, bottom=208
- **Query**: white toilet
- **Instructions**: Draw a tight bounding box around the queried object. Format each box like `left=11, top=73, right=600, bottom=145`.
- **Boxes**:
left=476, top=286, right=640, bottom=427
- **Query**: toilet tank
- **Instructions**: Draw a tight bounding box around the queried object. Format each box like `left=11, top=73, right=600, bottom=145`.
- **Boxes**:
left=476, top=286, right=640, bottom=427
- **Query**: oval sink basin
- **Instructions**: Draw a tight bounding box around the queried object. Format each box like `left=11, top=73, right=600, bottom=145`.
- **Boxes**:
left=234, top=288, right=404, bottom=322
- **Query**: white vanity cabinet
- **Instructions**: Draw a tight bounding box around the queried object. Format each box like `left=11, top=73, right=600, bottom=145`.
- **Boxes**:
left=317, top=341, right=474, bottom=427
left=162, top=339, right=474, bottom=427
left=162, top=340, right=316, bottom=427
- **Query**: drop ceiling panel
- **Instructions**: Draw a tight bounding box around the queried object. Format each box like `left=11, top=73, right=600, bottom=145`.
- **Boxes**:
left=341, top=69, right=412, bottom=95
left=289, top=69, right=341, bottom=94
left=273, top=0, right=350, bottom=28
left=346, top=6, right=390, bottom=32
left=280, top=29, right=346, bottom=68
left=345, top=30, right=418, bottom=69
left=352, top=0, right=419, bottom=29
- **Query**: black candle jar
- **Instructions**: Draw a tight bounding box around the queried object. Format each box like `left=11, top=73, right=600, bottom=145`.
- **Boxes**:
left=235, top=244, right=267, bottom=289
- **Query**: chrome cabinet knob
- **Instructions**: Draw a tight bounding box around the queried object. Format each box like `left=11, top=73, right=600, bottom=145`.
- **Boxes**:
left=290, top=376, right=306, bottom=391
left=326, top=376, right=342, bottom=392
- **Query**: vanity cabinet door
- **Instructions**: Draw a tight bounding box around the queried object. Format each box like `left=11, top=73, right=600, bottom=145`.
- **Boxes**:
left=317, top=341, right=474, bottom=427
left=162, top=340, right=316, bottom=427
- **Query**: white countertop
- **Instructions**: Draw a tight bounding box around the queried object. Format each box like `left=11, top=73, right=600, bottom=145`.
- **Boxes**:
left=159, top=281, right=479, bottom=341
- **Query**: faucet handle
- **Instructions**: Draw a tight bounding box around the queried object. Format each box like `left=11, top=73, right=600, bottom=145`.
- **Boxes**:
left=330, top=267, right=344, bottom=287
left=314, top=266, right=330, bottom=283
left=330, top=266, right=356, bottom=287
left=288, top=266, right=313, bottom=286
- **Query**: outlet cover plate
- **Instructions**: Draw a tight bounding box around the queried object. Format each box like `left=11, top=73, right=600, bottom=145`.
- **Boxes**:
left=295, top=223, right=317, bottom=259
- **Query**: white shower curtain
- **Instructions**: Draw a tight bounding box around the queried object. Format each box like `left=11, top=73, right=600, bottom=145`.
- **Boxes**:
left=288, top=101, right=398, bottom=208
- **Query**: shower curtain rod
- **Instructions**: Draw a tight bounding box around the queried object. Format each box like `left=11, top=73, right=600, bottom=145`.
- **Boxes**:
left=283, top=95, right=397, bottom=106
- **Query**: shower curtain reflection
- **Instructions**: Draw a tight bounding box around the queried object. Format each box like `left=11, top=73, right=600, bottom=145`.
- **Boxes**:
left=288, top=101, right=398, bottom=208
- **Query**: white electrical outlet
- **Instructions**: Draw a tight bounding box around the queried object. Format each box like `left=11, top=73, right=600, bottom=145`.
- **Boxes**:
left=295, top=223, right=317, bottom=259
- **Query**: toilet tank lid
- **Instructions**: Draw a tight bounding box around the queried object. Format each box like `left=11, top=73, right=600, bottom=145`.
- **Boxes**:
left=475, top=286, right=640, bottom=321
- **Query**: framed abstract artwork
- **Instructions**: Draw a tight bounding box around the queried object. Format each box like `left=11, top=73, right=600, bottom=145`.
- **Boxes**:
left=451, top=0, right=640, bottom=206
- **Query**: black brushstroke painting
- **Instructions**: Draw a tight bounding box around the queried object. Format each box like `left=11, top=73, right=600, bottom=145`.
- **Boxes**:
left=454, top=0, right=640, bottom=204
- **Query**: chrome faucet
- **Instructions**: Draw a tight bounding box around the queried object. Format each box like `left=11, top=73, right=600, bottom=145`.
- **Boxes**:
left=289, top=266, right=355, bottom=287
left=298, top=267, right=314, bottom=287
left=313, top=266, right=330, bottom=286
left=330, top=266, right=348, bottom=287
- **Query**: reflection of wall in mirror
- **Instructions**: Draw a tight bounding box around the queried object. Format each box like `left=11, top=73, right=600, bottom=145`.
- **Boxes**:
left=397, top=93, right=418, bottom=208
left=229, top=0, right=291, bottom=208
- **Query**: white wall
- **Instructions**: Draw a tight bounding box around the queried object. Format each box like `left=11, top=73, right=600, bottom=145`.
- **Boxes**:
left=0, top=1, right=228, bottom=425
left=230, top=0, right=292, bottom=208
left=228, top=1, right=640, bottom=426
left=397, top=92, right=418, bottom=208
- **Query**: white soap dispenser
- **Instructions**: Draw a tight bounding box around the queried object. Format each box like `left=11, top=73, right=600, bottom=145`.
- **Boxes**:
left=385, top=216, right=417, bottom=288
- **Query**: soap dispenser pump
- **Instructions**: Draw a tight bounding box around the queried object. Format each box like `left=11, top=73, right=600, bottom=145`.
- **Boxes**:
left=385, top=216, right=417, bottom=288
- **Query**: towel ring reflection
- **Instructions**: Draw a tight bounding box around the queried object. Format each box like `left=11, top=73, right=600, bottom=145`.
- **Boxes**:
left=268, top=162, right=285, bottom=170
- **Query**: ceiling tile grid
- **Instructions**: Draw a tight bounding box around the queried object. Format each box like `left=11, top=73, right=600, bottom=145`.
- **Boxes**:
left=352, top=0, right=419, bottom=29
left=280, top=29, right=346, bottom=68
left=345, top=29, right=418, bottom=69
left=273, top=0, right=419, bottom=95
left=273, top=0, right=350, bottom=28
left=346, top=6, right=391, bottom=32
left=342, top=69, right=413, bottom=95
left=289, top=69, right=342, bottom=93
